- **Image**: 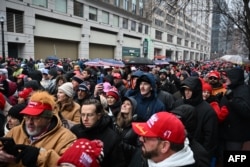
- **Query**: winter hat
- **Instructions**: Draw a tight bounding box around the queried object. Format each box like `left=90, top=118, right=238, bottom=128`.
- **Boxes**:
left=0, top=93, right=6, bottom=110
left=202, top=82, right=212, bottom=93
left=103, top=82, right=112, bottom=93
left=18, top=88, right=33, bottom=100
left=78, top=82, right=90, bottom=94
left=24, top=80, right=40, bottom=91
left=132, top=112, right=185, bottom=144
left=57, top=138, right=104, bottom=167
left=58, top=82, right=74, bottom=97
left=48, top=68, right=58, bottom=77
left=106, top=87, right=119, bottom=101
left=72, top=74, right=84, bottom=84
left=8, top=104, right=26, bottom=122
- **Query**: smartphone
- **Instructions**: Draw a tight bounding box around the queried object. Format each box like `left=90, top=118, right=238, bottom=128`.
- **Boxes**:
left=97, top=76, right=103, bottom=84
left=0, top=137, right=19, bottom=156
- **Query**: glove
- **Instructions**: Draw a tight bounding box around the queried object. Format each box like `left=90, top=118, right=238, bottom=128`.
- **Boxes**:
left=15, top=144, right=40, bottom=167
left=215, top=92, right=224, bottom=101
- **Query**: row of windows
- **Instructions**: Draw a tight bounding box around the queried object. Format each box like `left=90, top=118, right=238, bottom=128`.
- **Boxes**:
left=156, top=30, right=208, bottom=51
left=6, top=5, right=149, bottom=35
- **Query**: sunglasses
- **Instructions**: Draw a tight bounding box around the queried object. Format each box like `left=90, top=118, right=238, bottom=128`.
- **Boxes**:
left=209, top=77, right=218, bottom=80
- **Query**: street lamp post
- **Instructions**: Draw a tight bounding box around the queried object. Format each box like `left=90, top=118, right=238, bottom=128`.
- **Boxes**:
left=0, top=16, right=5, bottom=63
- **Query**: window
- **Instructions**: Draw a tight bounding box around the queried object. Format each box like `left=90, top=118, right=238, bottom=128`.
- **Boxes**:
left=177, top=29, right=183, bottom=35
left=55, top=0, right=67, bottom=13
left=124, top=0, right=129, bottom=11
left=89, top=7, right=97, bottom=21
left=123, top=18, right=128, bottom=29
left=7, top=9, right=23, bottom=33
left=131, top=21, right=136, bottom=31
left=185, top=40, right=189, bottom=47
left=139, top=0, right=144, bottom=16
left=114, top=0, right=120, bottom=7
left=155, top=19, right=163, bottom=27
left=166, top=14, right=175, bottom=24
left=196, top=44, right=199, bottom=49
left=32, top=0, right=47, bottom=7
left=138, top=23, right=142, bottom=33
left=166, top=24, right=175, bottom=32
left=102, top=11, right=109, bottom=24
left=132, top=0, right=136, bottom=14
left=145, top=25, right=148, bottom=34
left=177, top=37, right=182, bottom=45
left=155, top=30, right=162, bottom=40
left=167, top=34, right=173, bottom=43
left=73, top=0, right=83, bottom=17
left=113, top=15, right=119, bottom=27
left=191, top=42, right=194, bottom=48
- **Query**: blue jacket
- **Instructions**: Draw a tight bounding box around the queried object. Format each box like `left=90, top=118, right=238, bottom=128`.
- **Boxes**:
left=131, top=73, right=165, bottom=122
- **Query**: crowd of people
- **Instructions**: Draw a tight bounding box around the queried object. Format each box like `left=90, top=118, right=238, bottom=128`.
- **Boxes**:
left=0, top=57, right=250, bottom=167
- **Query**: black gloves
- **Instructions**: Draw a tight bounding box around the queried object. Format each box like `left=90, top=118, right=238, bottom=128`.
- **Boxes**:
left=15, top=144, right=40, bottom=167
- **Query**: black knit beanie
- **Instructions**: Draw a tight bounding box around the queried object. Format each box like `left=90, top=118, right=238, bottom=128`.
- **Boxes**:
left=8, top=104, right=26, bottom=122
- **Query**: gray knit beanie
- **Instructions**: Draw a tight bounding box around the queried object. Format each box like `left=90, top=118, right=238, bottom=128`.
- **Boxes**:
left=58, top=82, right=74, bottom=97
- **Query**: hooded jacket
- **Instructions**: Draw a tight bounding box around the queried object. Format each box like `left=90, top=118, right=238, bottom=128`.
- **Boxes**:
left=174, top=77, right=218, bottom=159
left=132, top=73, right=165, bottom=122
left=4, top=115, right=76, bottom=167
left=220, top=68, right=250, bottom=141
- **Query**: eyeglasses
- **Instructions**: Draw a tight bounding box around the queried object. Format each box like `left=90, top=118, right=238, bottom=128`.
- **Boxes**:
left=23, top=115, right=42, bottom=122
left=209, top=77, right=218, bottom=80
left=81, top=113, right=96, bottom=118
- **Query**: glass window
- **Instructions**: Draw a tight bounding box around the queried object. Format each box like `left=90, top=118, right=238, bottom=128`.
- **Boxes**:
left=167, top=34, right=173, bottom=43
left=138, top=23, right=142, bottom=33
left=123, top=18, right=128, bottom=29
left=155, top=30, right=162, bottom=40
left=145, top=25, right=148, bottom=34
left=155, top=19, right=163, bottom=27
left=32, top=0, right=47, bottom=7
left=131, top=21, right=136, bottom=31
left=114, top=0, right=120, bottom=7
left=123, top=0, right=129, bottom=11
left=139, top=0, right=144, bottom=16
left=185, top=40, right=189, bottom=47
left=102, top=11, right=109, bottom=24
left=7, top=9, right=23, bottom=33
left=177, top=37, right=182, bottom=45
left=55, top=0, right=67, bottom=13
left=89, top=6, right=97, bottom=21
left=73, top=0, right=83, bottom=17
left=191, top=42, right=194, bottom=48
left=113, top=15, right=119, bottom=27
left=132, top=0, right=136, bottom=14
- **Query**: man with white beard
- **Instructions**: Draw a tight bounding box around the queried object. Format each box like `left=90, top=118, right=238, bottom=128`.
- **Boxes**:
left=0, top=91, right=76, bottom=167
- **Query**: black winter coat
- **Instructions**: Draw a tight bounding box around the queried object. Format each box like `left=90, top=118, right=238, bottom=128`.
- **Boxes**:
left=71, top=115, right=126, bottom=167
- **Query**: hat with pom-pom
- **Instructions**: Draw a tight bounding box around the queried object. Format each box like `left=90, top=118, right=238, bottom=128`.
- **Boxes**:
left=57, top=138, right=104, bottom=167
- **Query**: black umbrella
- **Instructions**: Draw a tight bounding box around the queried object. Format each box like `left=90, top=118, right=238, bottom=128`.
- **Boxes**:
left=46, top=55, right=59, bottom=61
left=123, top=56, right=155, bottom=65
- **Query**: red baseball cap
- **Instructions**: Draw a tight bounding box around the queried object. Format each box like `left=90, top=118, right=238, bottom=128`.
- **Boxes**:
left=112, top=73, right=122, bottom=79
left=20, top=101, right=52, bottom=116
left=132, top=112, right=185, bottom=144
left=208, top=71, right=220, bottom=79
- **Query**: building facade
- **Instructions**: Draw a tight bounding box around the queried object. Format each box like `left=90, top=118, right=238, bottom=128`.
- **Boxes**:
left=0, top=0, right=211, bottom=61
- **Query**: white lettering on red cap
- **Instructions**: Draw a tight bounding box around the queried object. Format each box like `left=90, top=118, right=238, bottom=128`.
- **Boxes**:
left=147, top=114, right=158, bottom=128
left=163, top=130, right=172, bottom=139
